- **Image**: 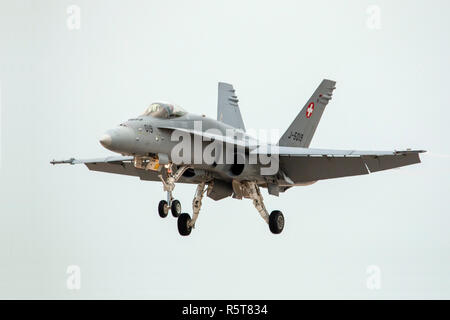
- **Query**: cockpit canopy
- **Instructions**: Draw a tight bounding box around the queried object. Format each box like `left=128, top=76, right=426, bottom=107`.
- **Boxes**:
left=142, top=102, right=186, bottom=119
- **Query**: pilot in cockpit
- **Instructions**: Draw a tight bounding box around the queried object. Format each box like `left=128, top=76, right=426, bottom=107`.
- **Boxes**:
left=142, top=102, right=186, bottom=119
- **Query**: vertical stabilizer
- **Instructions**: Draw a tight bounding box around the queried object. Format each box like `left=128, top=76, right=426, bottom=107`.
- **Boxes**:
left=217, top=82, right=246, bottom=131
left=278, top=79, right=336, bottom=147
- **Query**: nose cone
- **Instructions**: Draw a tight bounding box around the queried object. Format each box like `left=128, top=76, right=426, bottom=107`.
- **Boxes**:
left=99, top=126, right=136, bottom=153
left=99, top=134, right=112, bottom=147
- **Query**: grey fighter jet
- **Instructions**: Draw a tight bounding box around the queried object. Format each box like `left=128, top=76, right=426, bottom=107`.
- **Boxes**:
left=51, top=80, right=425, bottom=236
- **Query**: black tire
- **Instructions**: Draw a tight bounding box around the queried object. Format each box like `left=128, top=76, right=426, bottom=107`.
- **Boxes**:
left=177, top=213, right=192, bottom=236
left=158, top=200, right=169, bottom=218
left=269, top=210, right=284, bottom=234
left=171, top=199, right=181, bottom=218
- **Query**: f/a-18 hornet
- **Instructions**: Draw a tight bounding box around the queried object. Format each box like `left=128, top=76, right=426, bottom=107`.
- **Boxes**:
left=51, top=80, right=425, bottom=236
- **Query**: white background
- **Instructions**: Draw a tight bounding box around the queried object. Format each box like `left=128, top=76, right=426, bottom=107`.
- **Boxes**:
left=0, top=0, right=449, bottom=298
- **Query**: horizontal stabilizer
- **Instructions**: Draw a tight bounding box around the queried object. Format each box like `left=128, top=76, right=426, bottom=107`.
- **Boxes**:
left=251, top=146, right=425, bottom=157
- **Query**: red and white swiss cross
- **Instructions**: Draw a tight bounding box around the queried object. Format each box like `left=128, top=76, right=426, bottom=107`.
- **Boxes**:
left=306, top=102, right=314, bottom=118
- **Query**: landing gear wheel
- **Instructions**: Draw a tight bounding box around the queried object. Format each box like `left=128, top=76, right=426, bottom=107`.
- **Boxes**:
left=177, top=213, right=192, bottom=236
left=269, top=210, right=284, bottom=234
left=158, top=200, right=169, bottom=218
left=171, top=199, right=181, bottom=218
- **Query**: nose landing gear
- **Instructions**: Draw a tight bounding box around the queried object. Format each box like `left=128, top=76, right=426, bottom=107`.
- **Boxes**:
left=157, top=164, right=188, bottom=219
left=157, top=194, right=182, bottom=218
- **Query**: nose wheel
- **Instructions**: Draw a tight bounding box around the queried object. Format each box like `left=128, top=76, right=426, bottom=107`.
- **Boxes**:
left=170, top=199, right=181, bottom=218
left=158, top=200, right=169, bottom=218
left=158, top=197, right=182, bottom=218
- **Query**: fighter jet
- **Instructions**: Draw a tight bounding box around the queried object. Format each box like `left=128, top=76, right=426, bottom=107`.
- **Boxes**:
left=51, top=80, right=425, bottom=236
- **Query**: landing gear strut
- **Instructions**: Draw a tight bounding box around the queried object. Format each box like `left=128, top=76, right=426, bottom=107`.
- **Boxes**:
left=177, top=182, right=206, bottom=236
left=157, top=164, right=188, bottom=219
left=239, top=181, right=285, bottom=234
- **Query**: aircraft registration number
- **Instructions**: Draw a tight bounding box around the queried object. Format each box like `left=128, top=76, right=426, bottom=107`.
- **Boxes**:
left=287, top=131, right=303, bottom=142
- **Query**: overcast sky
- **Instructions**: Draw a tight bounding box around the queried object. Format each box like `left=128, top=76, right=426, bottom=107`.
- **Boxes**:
left=0, top=0, right=449, bottom=299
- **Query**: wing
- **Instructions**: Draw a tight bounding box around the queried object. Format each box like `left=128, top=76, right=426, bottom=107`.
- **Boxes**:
left=50, top=156, right=199, bottom=183
left=50, top=156, right=159, bottom=180
left=251, top=147, right=425, bottom=183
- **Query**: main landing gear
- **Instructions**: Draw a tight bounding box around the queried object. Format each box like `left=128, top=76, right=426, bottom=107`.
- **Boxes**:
left=177, top=182, right=206, bottom=236
left=234, top=181, right=285, bottom=235
left=157, top=165, right=284, bottom=236
left=174, top=181, right=285, bottom=236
